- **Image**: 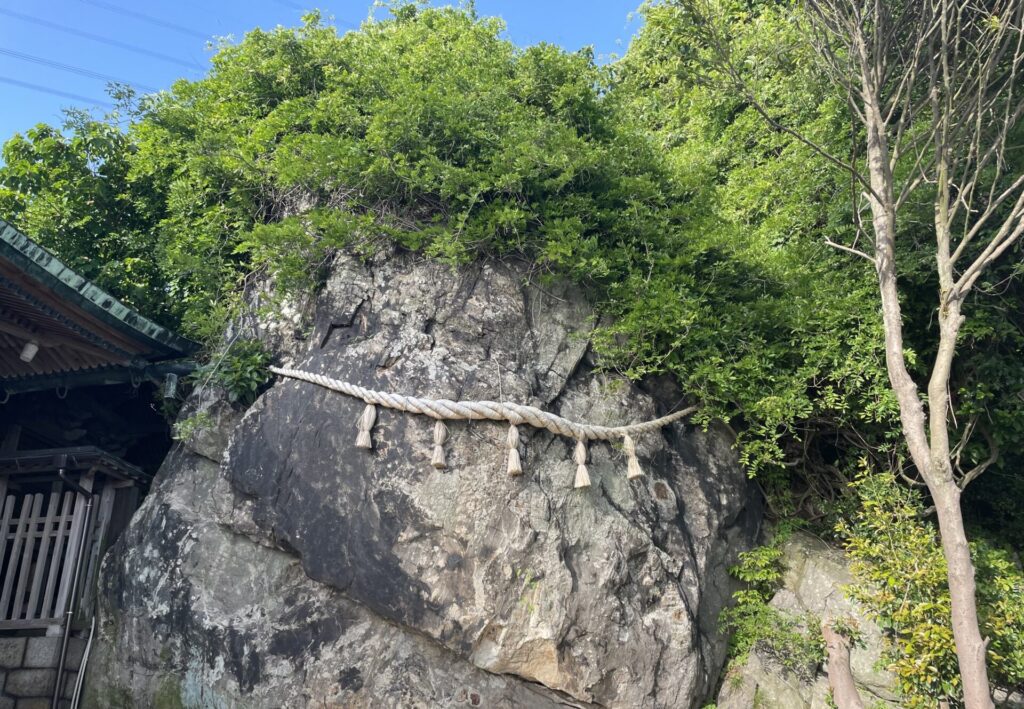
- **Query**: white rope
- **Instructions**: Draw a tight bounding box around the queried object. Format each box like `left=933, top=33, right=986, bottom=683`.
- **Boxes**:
left=270, top=366, right=697, bottom=441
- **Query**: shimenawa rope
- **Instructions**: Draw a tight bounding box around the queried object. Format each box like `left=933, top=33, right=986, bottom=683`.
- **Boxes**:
left=270, top=365, right=697, bottom=487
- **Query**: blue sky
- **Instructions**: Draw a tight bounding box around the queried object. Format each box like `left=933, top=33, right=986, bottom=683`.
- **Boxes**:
left=0, top=1, right=643, bottom=141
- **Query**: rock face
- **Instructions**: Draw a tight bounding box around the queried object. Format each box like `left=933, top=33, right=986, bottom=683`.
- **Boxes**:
left=84, top=251, right=762, bottom=708
left=716, top=533, right=900, bottom=709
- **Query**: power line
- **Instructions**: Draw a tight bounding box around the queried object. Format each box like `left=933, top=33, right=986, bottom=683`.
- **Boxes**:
left=0, top=75, right=113, bottom=108
left=78, top=0, right=208, bottom=41
left=268, top=0, right=360, bottom=31
left=0, top=47, right=158, bottom=93
left=0, top=8, right=203, bottom=71
left=268, top=0, right=308, bottom=10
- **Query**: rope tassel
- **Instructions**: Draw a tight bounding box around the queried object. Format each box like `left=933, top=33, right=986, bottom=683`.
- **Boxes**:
left=355, top=403, right=377, bottom=449
left=431, top=420, right=448, bottom=469
left=573, top=440, right=590, bottom=489
left=506, top=423, right=523, bottom=476
left=623, top=433, right=644, bottom=480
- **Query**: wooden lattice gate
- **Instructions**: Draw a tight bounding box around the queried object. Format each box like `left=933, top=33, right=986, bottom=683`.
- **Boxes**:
left=0, top=480, right=93, bottom=631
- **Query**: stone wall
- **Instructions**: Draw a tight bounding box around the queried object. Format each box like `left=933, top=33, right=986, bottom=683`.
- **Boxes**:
left=0, top=635, right=85, bottom=709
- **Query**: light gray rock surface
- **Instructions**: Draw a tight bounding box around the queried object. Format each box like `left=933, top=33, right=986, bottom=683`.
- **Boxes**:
left=85, top=251, right=761, bottom=708
left=716, top=533, right=900, bottom=709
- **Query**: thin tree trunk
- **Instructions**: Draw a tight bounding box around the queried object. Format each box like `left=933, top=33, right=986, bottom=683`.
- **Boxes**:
left=859, top=80, right=995, bottom=708
left=927, top=295, right=993, bottom=708
left=932, top=478, right=993, bottom=709
left=822, top=621, right=864, bottom=709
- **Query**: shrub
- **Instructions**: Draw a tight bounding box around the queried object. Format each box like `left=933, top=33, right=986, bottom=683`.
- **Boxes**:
left=838, top=469, right=1024, bottom=707
left=192, top=340, right=272, bottom=407
left=719, top=528, right=823, bottom=680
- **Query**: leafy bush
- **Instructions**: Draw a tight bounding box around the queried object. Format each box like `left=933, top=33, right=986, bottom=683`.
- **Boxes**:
left=601, top=0, right=898, bottom=492
left=172, top=411, right=214, bottom=442
left=125, top=7, right=663, bottom=339
left=192, top=340, right=272, bottom=407
left=838, top=469, right=1024, bottom=707
left=719, top=530, right=823, bottom=680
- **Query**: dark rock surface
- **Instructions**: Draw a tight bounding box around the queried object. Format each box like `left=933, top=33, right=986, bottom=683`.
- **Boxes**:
left=85, top=252, right=761, bottom=708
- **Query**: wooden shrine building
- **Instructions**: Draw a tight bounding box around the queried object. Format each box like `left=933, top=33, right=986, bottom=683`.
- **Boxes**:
left=0, top=218, right=197, bottom=707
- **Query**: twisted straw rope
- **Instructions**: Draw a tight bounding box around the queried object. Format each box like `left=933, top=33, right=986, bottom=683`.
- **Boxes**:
left=270, top=366, right=697, bottom=441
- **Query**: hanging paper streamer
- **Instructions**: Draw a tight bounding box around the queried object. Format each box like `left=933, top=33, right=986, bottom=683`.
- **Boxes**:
left=573, top=440, right=590, bottom=489
left=431, top=420, right=448, bottom=469
left=355, top=403, right=377, bottom=449
left=623, top=433, right=644, bottom=480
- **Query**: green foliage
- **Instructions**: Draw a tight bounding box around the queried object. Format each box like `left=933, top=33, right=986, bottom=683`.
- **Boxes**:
left=192, top=340, right=272, bottom=407
left=513, top=567, right=542, bottom=614
left=719, top=530, right=823, bottom=679
left=120, top=7, right=668, bottom=338
left=597, top=0, right=898, bottom=498
left=728, top=537, right=786, bottom=597
left=172, top=411, right=214, bottom=442
left=838, top=469, right=1024, bottom=707
left=0, top=109, right=169, bottom=321
left=827, top=615, right=864, bottom=649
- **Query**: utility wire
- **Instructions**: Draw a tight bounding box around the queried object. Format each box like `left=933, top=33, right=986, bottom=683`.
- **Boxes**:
left=0, top=75, right=113, bottom=107
left=268, top=0, right=359, bottom=31
left=78, top=0, right=208, bottom=41
left=0, top=8, right=203, bottom=71
left=0, top=47, right=158, bottom=92
left=269, top=0, right=308, bottom=11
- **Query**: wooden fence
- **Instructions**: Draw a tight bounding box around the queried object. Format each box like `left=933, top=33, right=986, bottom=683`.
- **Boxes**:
left=0, top=481, right=92, bottom=630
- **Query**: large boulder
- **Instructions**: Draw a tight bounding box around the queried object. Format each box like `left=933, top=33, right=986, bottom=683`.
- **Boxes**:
left=716, top=533, right=900, bottom=709
left=85, top=251, right=762, bottom=708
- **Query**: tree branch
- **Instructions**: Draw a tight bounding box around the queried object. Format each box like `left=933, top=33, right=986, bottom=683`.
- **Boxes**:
left=825, top=237, right=877, bottom=262
left=958, top=424, right=999, bottom=490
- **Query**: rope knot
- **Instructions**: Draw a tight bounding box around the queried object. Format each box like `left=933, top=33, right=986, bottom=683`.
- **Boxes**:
left=573, top=440, right=590, bottom=489
left=431, top=420, right=449, bottom=469
left=355, top=403, right=377, bottom=449
left=506, top=423, right=523, bottom=476
left=623, top=433, right=644, bottom=480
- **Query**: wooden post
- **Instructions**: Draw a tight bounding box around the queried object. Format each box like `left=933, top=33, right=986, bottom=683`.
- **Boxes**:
left=26, top=487, right=62, bottom=621
left=77, top=478, right=114, bottom=622
left=42, top=491, right=74, bottom=633
left=0, top=496, right=34, bottom=619
left=52, top=472, right=94, bottom=629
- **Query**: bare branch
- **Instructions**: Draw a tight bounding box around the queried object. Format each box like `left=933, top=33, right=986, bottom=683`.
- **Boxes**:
left=953, top=193, right=1024, bottom=299
left=951, top=170, right=1024, bottom=264
left=825, top=237, right=877, bottom=262
left=958, top=425, right=999, bottom=489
